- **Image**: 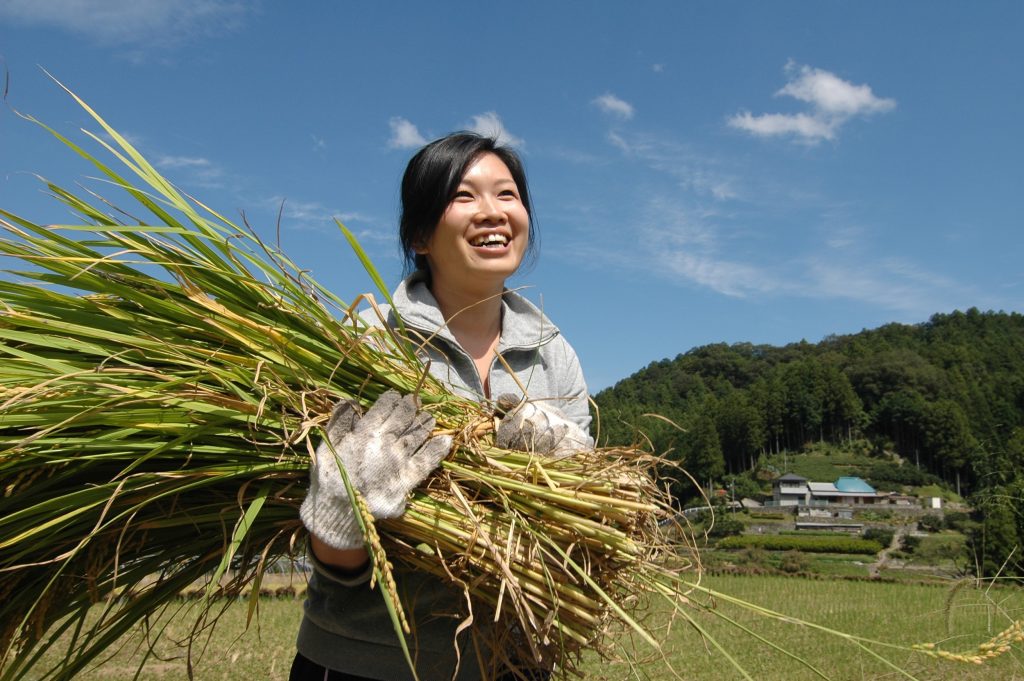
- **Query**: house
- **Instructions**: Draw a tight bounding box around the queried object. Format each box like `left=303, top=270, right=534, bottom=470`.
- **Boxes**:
left=772, top=473, right=810, bottom=506
left=806, top=477, right=883, bottom=505
left=771, top=474, right=882, bottom=507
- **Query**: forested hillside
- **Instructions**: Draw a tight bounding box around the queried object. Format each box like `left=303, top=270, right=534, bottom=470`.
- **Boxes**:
left=592, top=309, right=1024, bottom=575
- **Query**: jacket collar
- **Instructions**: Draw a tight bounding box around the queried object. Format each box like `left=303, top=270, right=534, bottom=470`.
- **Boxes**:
left=391, top=271, right=560, bottom=351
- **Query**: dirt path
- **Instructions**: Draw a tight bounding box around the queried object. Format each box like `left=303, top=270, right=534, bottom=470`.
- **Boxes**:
left=868, top=524, right=911, bottom=578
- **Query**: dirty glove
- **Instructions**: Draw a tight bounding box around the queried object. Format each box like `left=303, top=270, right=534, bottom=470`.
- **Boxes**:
left=300, top=390, right=452, bottom=550
left=495, top=394, right=593, bottom=458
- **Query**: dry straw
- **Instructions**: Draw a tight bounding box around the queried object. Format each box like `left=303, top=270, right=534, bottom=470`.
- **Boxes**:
left=1, top=77, right=1019, bottom=681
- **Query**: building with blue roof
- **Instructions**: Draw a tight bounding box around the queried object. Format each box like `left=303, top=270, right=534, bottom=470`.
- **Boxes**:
left=772, top=475, right=882, bottom=507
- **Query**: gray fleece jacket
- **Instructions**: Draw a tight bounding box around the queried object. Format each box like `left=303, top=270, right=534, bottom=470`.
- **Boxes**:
left=296, top=272, right=591, bottom=680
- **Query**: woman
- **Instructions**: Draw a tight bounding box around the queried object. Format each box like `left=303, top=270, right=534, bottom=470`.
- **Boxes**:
left=292, top=133, right=593, bottom=681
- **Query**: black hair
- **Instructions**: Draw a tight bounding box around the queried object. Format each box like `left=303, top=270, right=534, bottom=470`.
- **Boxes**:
left=398, top=132, right=536, bottom=275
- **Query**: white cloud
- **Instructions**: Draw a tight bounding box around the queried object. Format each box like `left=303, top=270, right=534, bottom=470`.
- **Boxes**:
left=652, top=64, right=665, bottom=73
left=645, top=219, right=971, bottom=311
left=657, top=249, right=781, bottom=297
left=729, top=111, right=838, bottom=141
left=155, top=154, right=223, bottom=187
left=779, top=62, right=896, bottom=117
left=655, top=239, right=779, bottom=298
left=265, top=197, right=330, bottom=224
left=592, top=93, right=635, bottom=120
left=156, top=155, right=212, bottom=169
left=606, top=131, right=741, bottom=201
left=729, top=62, right=896, bottom=143
left=803, top=256, right=969, bottom=314
left=387, top=117, right=428, bottom=149
left=466, top=112, right=524, bottom=148
left=823, top=224, right=864, bottom=250
left=592, top=196, right=781, bottom=298
left=262, top=197, right=385, bottom=240
left=311, top=134, right=327, bottom=152
left=549, top=146, right=605, bottom=165
left=607, top=131, right=633, bottom=153
left=574, top=177, right=970, bottom=313
left=336, top=211, right=374, bottom=225
left=0, top=0, right=250, bottom=47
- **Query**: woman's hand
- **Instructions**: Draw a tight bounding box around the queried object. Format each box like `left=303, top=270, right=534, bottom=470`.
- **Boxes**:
left=299, top=390, right=452, bottom=551
left=495, top=394, right=593, bottom=458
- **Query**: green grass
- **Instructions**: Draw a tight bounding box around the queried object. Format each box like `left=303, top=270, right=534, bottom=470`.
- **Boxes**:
left=801, top=553, right=875, bottom=578
left=703, top=548, right=875, bottom=578
left=579, top=574, right=1024, bottom=680
left=745, top=512, right=790, bottom=522
left=916, top=484, right=964, bottom=503
left=24, top=586, right=305, bottom=680
left=24, top=574, right=1023, bottom=680
left=763, top=452, right=873, bottom=483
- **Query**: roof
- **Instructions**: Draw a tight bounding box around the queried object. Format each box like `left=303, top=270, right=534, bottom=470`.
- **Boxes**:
left=807, top=479, right=879, bottom=498
left=776, top=473, right=807, bottom=482
left=835, top=476, right=876, bottom=493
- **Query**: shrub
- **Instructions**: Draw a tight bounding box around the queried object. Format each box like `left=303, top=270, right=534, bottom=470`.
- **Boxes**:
left=717, top=535, right=884, bottom=555
left=901, top=535, right=922, bottom=553
left=863, top=528, right=895, bottom=547
left=778, top=551, right=810, bottom=574
left=862, top=462, right=942, bottom=489
left=734, top=547, right=769, bottom=567
left=689, top=509, right=712, bottom=526
left=749, top=511, right=788, bottom=521
left=918, top=514, right=943, bottom=532
left=728, top=475, right=765, bottom=500
left=914, top=534, right=968, bottom=566
left=708, top=516, right=745, bottom=538
left=943, top=511, right=971, bottom=531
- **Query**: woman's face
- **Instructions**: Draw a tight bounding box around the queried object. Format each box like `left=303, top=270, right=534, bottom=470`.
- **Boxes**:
left=417, top=152, right=529, bottom=295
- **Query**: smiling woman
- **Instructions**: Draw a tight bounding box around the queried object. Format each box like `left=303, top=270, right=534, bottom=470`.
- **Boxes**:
left=292, top=132, right=594, bottom=681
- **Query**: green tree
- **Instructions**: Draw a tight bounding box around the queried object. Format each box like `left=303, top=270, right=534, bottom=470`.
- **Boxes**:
left=781, top=360, right=824, bottom=447
left=968, top=486, right=1023, bottom=579
left=921, top=399, right=976, bottom=490
left=683, top=405, right=725, bottom=498
left=750, top=373, right=786, bottom=455
left=819, top=363, right=865, bottom=443
left=716, top=390, right=765, bottom=472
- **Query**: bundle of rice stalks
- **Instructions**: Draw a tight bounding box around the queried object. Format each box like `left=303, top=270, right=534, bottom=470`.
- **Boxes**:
left=0, top=82, right=693, bottom=680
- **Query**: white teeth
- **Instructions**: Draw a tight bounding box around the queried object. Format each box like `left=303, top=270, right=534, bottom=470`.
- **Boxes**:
left=471, top=234, right=509, bottom=247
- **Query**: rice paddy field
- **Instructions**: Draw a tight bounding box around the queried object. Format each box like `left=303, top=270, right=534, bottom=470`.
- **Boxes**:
left=24, top=573, right=1024, bottom=680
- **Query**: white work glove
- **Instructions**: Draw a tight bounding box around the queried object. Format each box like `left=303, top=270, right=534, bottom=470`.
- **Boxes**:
left=299, top=390, right=452, bottom=550
left=495, top=394, right=593, bottom=458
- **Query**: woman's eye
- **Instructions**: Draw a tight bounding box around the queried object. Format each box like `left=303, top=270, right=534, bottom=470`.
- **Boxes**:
left=454, top=190, right=473, bottom=200
left=499, top=190, right=518, bottom=198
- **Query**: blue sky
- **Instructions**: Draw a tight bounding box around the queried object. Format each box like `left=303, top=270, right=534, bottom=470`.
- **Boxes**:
left=1, top=1, right=1021, bottom=392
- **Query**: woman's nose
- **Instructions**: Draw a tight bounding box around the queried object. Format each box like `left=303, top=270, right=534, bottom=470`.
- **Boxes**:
left=474, top=194, right=504, bottom=222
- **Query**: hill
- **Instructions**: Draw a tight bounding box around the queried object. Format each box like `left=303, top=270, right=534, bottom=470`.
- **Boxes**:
left=591, top=309, right=1024, bottom=576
